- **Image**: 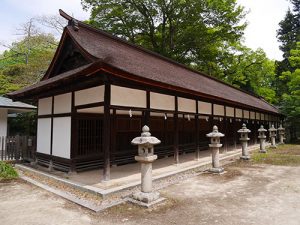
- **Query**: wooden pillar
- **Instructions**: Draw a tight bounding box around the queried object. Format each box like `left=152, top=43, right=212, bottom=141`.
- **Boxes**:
left=70, top=91, right=76, bottom=172
left=195, top=100, right=200, bottom=160
left=144, top=91, right=150, bottom=126
left=102, top=83, right=111, bottom=181
left=233, top=108, right=237, bottom=149
left=111, top=109, right=117, bottom=166
left=174, top=96, right=179, bottom=164
left=224, top=105, right=228, bottom=152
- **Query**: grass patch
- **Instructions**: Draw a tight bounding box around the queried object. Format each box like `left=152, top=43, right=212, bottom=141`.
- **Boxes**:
left=252, top=144, right=300, bottom=166
left=0, top=162, right=19, bottom=181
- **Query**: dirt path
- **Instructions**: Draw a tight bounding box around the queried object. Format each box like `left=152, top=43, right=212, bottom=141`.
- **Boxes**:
left=1, top=164, right=300, bottom=225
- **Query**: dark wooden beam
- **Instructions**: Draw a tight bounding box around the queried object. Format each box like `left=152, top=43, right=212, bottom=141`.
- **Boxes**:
left=50, top=96, right=54, bottom=156
left=70, top=91, right=76, bottom=172
left=144, top=91, right=150, bottom=126
left=102, top=83, right=111, bottom=181
left=174, top=96, right=179, bottom=164
left=195, top=100, right=200, bottom=159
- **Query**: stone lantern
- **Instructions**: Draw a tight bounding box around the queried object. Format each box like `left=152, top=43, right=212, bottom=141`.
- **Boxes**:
left=131, top=125, right=162, bottom=206
left=277, top=124, right=285, bottom=144
left=206, top=125, right=225, bottom=173
left=268, top=125, right=277, bottom=148
left=238, top=124, right=251, bottom=160
left=258, top=125, right=267, bottom=153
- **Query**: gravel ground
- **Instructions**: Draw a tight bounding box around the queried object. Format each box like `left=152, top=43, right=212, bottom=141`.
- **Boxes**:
left=1, top=162, right=300, bottom=225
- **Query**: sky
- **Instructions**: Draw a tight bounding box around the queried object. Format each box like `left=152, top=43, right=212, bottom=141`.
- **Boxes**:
left=0, top=0, right=292, bottom=60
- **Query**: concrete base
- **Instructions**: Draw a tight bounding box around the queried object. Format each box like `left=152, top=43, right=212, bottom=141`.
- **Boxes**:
left=259, top=150, right=267, bottom=153
left=208, top=167, right=224, bottom=174
left=132, top=191, right=160, bottom=204
left=128, top=195, right=166, bottom=208
left=240, top=155, right=251, bottom=160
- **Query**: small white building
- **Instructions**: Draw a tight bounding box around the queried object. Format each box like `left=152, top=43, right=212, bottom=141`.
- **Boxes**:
left=0, top=97, right=36, bottom=137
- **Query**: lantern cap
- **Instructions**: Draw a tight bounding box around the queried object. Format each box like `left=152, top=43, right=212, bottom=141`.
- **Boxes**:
left=277, top=124, right=285, bottom=131
left=131, top=125, right=161, bottom=145
left=258, top=125, right=267, bottom=132
left=268, top=124, right=277, bottom=132
left=238, top=123, right=251, bottom=133
left=206, top=125, right=224, bottom=138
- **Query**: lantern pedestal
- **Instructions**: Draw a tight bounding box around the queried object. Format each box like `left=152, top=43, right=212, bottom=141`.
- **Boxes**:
left=259, top=137, right=267, bottom=153
left=269, top=125, right=277, bottom=148
left=129, top=126, right=165, bottom=207
left=238, top=124, right=251, bottom=160
left=258, top=125, right=267, bottom=153
left=278, top=125, right=285, bottom=145
left=206, top=126, right=225, bottom=174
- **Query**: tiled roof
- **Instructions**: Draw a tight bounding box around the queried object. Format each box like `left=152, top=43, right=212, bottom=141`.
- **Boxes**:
left=0, top=96, right=36, bottom=110
left=8, top=10, right=279, bottom=114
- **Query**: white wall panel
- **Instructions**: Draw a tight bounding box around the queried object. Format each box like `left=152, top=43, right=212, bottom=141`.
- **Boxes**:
left=150, top=92, right=175, bottom=110
left=52, top=117, right=71, bottom=159
left=256, top=112, right=261, bottom=120
left=226, top=106, right=234, bottom=117
left=37, top=118, right=51, bottom=155
left=75, top=85, right=104, bottom=106
left=250, top=111, right=255, bottom=119
left=198, top=101, right=212, bottom=115
left=243, top=110, right=250, bottom=119
left=77, top=106, right=104, bottom=114
left=111, top=85, right=146, bottom=108
left=236, top=108, right=243, bottom=118
left=265, top=114, right=269, bottom=121
left=0, top=109, right=8, bottom=137
left=178, top=97, right=196, bottom=113
left=38, top=97, right=52, bottom=115
left=261, top=113, right=265, bottom=120
left=214, top=104, right=224, bottom=116
left=54, top=93, right=71, bottom=114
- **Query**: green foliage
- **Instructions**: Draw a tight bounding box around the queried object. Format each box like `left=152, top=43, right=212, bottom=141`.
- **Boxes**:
left=0, top=162, right=18, bottom=180
left=82, top=0, right=247, bottom=76
left=0, top=33, right=57, bottom=95
left=8, top=112, right=37, bottom=136
left=280, top=43, right=300, bottom=135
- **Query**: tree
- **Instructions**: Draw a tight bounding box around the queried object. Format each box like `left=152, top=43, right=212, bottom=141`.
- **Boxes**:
left=280, top=42, right=300, bottom=140
left=82, top=0, right=247, bottom=76
left=219, top=45, right=276, bottom=103
left=0, top=18, right=58, bottom=93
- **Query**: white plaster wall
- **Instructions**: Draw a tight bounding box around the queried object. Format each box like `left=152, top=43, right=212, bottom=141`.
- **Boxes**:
left=236, top=108, right=243, bottom=118
left=214, top=104, right=224, bottom=116
left=178, top=97, right=196, bottom=113
left=226, top=106, right=234, bottom=117
left=116, top=110, right=142, bottom=116
left=243, top=110, right=250, bottom=119
left=111, top=85, right=146, bottom=108
left=256, top=112, right=261, bottom=120
left=38, top=97, right=52, bottom=115
left=75, top=85, right=104, bottom=106
left=0, top=109, right=8, bottom=137
left=54, top=93, right=72, bottom=114
left=150, top=112, right=174, bottom=117
left=150, top=92, right=175, bottom=111
left=37, top=118, right=51, bottom=155
left=52, top=117, right=71, bottom=159
left=198, top=101, right=212, bottom=115
left=250, top=111, right=255, bottom=119
left=265, top=114, right=269, bottom=121
left=77, top=106, right=104, bottom=114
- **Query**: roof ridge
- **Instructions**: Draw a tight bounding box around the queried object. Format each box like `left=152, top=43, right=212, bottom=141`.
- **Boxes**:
left=59, top=10, right=267, bottom=103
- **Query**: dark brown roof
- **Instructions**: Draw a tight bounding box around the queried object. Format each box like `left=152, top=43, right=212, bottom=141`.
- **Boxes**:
left=8, top=10, right=279, bottom=114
